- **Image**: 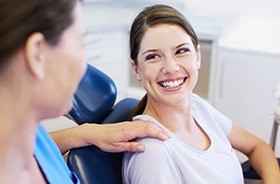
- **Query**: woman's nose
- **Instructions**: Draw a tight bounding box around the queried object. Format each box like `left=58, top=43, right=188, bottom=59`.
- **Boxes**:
left=161, top=58, right=179, bottom=74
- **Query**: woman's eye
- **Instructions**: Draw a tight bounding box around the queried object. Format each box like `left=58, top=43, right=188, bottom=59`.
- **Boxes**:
left=145, top=54, right=159, bottom=61
left=176, top=48, right=190, bottom=55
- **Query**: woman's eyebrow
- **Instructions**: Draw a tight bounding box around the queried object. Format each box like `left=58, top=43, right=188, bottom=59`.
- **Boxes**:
left=175, top=43, right=190, bottom=49
left=142, top=49, right=158, bottom=56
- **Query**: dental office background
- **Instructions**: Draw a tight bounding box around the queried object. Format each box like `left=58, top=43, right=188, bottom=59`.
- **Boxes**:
left=41, top=0, right=280, bottom=162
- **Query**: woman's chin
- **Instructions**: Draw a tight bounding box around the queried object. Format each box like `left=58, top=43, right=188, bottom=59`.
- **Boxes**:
left=53, top=100, right=73, bottom=119
left=64, top=100, right=73, bottom=114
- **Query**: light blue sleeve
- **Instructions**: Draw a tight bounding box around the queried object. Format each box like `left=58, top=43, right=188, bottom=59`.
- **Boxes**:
left=122, top=137, right=181, bottom=184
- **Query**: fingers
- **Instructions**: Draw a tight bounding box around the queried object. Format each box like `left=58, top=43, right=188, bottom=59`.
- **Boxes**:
left=94, top=121, right=171, bottom=153
left=113, top=142, right=146, bottom=152
left=126, top=142, right=146, bottom=152
left=126, top=120, right=171, bottom=141
left=100, top=141, right=145, bottom=153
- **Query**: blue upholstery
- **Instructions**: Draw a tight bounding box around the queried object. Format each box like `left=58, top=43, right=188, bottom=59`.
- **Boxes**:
left=68, top=64, right=117, bottom=125
left=66, top=64, right=139, bottom=184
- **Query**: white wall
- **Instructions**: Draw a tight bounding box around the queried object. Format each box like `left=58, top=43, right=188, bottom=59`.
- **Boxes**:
left=183, top=0, right=280, bottom=25
left=41, top=116, right=77, bottom=132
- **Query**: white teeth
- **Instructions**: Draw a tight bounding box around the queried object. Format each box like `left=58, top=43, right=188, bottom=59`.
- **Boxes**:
left=161, top=79, right=184, bottom=88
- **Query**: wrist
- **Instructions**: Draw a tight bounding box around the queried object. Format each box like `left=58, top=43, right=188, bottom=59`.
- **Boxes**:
left=79, top=123, right=100, bottom=147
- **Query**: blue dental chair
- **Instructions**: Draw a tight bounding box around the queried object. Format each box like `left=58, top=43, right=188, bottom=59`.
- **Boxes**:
left=66, top=64, right=139, bottom=184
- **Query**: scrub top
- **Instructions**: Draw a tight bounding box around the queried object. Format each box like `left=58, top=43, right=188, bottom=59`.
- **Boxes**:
left=34, top=125, right=80, bottom=184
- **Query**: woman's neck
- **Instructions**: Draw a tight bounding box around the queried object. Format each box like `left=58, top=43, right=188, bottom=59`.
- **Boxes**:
left=143, top=96, right=193, bottom=132
left=143, top=95, right=211, bottom=151
left=0, top=92, right=40, bottom=183
left=0, top=54, right=47, bottom=183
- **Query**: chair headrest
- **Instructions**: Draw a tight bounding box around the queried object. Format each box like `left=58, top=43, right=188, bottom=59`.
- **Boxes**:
left=68, top=64, right=117, bottom=125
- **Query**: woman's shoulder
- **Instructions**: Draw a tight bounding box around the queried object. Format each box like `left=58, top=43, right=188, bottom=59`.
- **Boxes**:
left=123, top=136, right=172, bottom=174
left=122, top=135, right=177, bottom=183
left=139, top=136, right=170, bottom=151
left=124, top=136, right=172, bottom=163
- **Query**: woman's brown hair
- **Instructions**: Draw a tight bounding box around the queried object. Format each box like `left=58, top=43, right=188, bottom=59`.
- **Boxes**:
left=0, top=0, right=79, bottom=71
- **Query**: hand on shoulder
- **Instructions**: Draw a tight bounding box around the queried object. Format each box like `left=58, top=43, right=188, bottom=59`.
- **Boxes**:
left=82, top=120, right=170, bottom=153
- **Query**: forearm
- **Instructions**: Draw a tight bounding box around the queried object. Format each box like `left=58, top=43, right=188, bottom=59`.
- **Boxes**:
left=229, top=124, right=280, bottom=183
left=248, top=142, right=280, bottom=183
left=50, top=123, right=96, bottom=154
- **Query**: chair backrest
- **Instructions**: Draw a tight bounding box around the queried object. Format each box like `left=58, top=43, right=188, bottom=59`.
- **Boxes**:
left=66, top=64, right=139, bottom=184
left=68, top=64, right=117, bottom=125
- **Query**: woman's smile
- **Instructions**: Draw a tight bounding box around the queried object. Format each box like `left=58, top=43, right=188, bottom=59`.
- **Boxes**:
left=158, top=77, right=187, bottom=89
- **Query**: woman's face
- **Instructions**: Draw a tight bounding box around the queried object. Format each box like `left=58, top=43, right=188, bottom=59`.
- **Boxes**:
left=132, top=24, right=201, bottom=106
left=43, top=1, right=86, bottom=117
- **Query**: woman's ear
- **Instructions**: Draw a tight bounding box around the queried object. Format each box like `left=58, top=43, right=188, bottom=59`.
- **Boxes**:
left=195, top=45, right=201, bottom=70
left=131, top=60, right=141, bottom=81
left=24, top=32, right=46, bottom=80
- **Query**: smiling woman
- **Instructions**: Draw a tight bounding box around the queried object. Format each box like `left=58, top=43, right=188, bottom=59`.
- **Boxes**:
left=122, top=4, right=280, bottom=184
left=131, top=23, right=201, bottom=107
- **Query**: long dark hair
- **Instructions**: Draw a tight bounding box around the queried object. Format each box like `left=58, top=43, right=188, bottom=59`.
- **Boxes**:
left=128, top=4, right=199, bottom=120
